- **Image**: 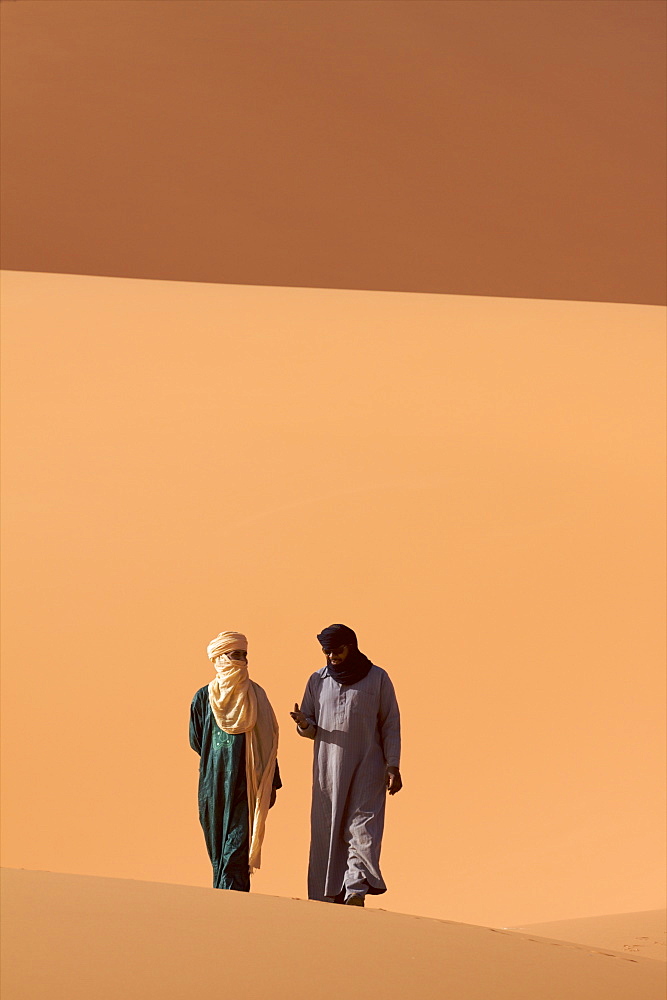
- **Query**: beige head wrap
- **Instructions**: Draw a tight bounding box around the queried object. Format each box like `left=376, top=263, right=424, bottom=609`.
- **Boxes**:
left=207, top=631, right=248, bottom=661
left=206, top=630, right=279, bottom=872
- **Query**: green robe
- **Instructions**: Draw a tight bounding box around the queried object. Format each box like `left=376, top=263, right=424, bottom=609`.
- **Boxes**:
left=189, top=685, right=281, bottom=891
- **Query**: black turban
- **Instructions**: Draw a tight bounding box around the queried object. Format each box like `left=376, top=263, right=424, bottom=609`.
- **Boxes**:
left=316, top=624, right=373, bottom=685
left=316, top=623, right=358, bottom=651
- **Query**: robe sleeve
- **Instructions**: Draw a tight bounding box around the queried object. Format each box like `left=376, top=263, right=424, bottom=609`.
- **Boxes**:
left=296, top=674, right=318, bottom=740
left=189, top=690, right=204, bottom=755
left=378, top=671, right=401, bottom=768
left=272, top=759, right=283, bottom=790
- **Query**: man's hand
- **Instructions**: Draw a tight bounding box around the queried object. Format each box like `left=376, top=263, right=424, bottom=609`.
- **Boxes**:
left=290, top=703, right=310, bottom=729
left=386, top=766, right=403, bottom=795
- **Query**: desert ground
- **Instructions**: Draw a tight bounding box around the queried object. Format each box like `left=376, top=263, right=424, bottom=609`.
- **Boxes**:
left=2, top=5, right=664, bottom=997
left=1, top=869, right=664, bottom=1000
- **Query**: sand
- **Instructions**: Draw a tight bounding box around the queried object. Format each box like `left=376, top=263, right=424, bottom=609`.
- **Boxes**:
left=512, top=910, right=666, bottom=962
left=1, top=869, right=664, bottom=1000
left=2, top=270, right=665, bottom=929
left=1, top=7, right=664, bottom=998
left=2, top=0, right=665, bottom=305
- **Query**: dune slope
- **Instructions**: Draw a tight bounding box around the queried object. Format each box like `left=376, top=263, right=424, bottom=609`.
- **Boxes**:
left=1, top=869, right=664, bottom=1000
left=513, top=910, right=666, bottom=961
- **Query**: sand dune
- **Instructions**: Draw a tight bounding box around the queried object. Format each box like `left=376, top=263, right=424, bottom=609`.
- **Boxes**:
left=512, top=910, right=666, bottom=962
left=1, top=869, right=664, bottom=1000
left=2, top=1, right=665, bottom=304
left=2, top=271, right=665, bottom=929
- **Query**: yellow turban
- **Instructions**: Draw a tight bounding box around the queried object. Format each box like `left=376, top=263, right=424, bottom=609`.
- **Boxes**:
left=207, top=631, right=248, bottom=660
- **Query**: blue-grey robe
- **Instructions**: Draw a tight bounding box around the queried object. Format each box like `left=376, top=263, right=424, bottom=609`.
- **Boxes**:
left=297, top=664, right=401, bottom=900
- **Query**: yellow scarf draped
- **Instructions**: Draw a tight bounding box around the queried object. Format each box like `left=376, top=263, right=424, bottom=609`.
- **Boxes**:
left=208, top=646, right=278, bottom=872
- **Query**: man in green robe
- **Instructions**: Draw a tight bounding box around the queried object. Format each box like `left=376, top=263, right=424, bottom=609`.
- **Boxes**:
left=190, top=631, right=281, bottom=891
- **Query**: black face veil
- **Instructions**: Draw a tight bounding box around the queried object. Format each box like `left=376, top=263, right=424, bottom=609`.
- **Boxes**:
left=316, top=624, right=373, bottom=685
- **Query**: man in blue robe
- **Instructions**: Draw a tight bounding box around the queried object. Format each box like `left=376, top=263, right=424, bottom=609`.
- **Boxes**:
left=291, top=624, right=402, bottom=905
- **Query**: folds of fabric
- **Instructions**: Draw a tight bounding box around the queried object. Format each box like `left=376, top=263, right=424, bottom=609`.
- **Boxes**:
left=246, top=682, right=279, bottom=871
left=207, top=655, right=278, bottom=873
left=208, top=658, right=257, bottom=734
left=316, top=623, right=373, bottom=685
left=298, top=664, right=401, bottom=900
left=207, top=630, right=248, bottom=661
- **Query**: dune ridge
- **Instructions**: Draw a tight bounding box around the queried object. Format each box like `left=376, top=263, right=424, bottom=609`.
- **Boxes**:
left=512, top=910, right=666, bottom=962
left=1, top=869, right=664, bottom=1000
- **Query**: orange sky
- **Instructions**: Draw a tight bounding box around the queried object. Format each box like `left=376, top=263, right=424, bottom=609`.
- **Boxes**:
left=1, top=269, right=664, bottom=926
